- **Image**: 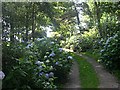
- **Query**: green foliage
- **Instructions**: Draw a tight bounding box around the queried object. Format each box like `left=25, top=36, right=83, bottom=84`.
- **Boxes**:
left=100, top=2, right=120, bottom=14
left=64, top=27, right=99, bottom=52
left=2, top=2, right=63, bottom=42
left=2, top=38, right=73, bottom=89
left=100, top=15, right=119, bottom=38
left=100, top=31, right=120, bottom=70
left=2, top=1, right=120, bottom=89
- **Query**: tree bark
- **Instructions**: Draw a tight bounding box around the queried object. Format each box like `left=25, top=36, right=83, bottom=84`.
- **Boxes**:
left=31, top=3, right=36, bottom=41
left=73, top=3, right=81, bottom=30
left=10, top=21, right=14, bottom=42
left=25, top=5, right=29, bottom=42
left=94, top=1, right=102, bottom=37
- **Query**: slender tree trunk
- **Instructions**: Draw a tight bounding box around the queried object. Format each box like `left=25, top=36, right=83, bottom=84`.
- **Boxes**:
left=94, top=1, right=102, bottom=37
left=10, top=22, right=14, bottom=42
left=25, top=5, right=29, bottom=42
left=105, top=14, right=109, bottom=39
left=31, top=3, right=36, bottom=41
left=74, top=5, right=80, bottom=26
left=73, top=3, right=81, bottom=31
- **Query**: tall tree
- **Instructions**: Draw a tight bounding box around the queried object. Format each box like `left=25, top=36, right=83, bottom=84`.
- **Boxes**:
left=94, top=1, right=102, bottom=37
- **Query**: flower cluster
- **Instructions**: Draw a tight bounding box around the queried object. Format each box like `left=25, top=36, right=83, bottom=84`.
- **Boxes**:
left=35, top=61, right=44, bottom=66
left=59, top=48, right=63, bottom=52
left=100, top=32, right=120, bottom=70
left=44, top=72, right=54, bottom=79
left=0, top=71, right=5, bottom=80
left=26, top=43, right=34, bottom=48
left=49, top=52, right=55, bottom=57
left=67, top=56, right=73, bottom=59
left=3, top=38, right=74, bottom=89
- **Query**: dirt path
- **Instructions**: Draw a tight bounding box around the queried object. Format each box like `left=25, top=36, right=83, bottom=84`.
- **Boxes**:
left=64, top=61, right=81, bottom=89
left=80, top=54, right=119, bottom=88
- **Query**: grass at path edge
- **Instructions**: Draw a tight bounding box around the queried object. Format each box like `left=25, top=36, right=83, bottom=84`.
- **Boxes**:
left=71, top=52, right=99, bottom=88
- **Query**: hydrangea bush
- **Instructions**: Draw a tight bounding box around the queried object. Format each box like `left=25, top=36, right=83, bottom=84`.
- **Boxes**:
left=100, top=31, right=120, bottom=70
left=2, top=38, right=73, bottom=89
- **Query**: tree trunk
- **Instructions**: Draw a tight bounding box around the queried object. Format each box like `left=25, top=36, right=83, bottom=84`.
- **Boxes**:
left=31, top=3, right=36, bottom=41
left=74, top=5, right=80, bottom=26
left=94, top=1, right=102, bottom=37
left=25, top=5, right=29, bottom=42
left=73, top=3, right=81, bottom=30
left=10, top=22, right=14, bottom=42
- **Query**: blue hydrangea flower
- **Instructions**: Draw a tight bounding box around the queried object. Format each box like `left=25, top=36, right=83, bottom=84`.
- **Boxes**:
left=55, top=62, right=59, bottom=65
left=45, top=73, right=49, bottom=79
left=38, top=66, right=43, bottom=70
left=59, top=48, right=63, bottom=52
left=39, top=72, right=44, bottom=76
left=49, top=52, right=55, bottom=57
left=0, top=71, right=5, bottom=80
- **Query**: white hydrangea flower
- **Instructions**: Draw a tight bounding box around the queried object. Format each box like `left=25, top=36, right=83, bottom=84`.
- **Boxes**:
left=113, top=34, right=118, bottom=38
left=50, top=66, right=53, bottom=70
left=50, top=42, right=54, bottom=44
left=46, top=52, right=49, bottom=54
left=44, top=56, right=47, bottom=59
left=46, top=60, right=50, bottom=63
left=35, top=61, right=40, bottom=65
left=100, top=49, right=104, bottom=53
left=37, top=38, right=41, bottom=41
left=68, top=56, right=73, bottom=59
left=105, top=37, right=112, bottom=45
left=35, top=61, right=44, bottom=65
left=37, top=38, right=44, bottom=41
left=0, top=71, right=5, bottom=80
left=26, top=43, right=33, bottom=48
left=49, top=72, right=54, bottom=77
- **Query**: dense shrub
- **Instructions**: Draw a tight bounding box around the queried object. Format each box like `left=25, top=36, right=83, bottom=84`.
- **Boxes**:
left=81, top=28, right=100, bottom=51
left=2, top=38, right=73, bottom=89
left=64, top=36, right=81, bottom=50
left=100, top=31, right=120, bottom=70
left=64, top=27, right=99, bottom=52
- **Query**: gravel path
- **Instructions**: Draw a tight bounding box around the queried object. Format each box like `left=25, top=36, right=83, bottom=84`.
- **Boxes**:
left=81, top=54, right=119, bottom=88
left=63, top=52, right=119, bottom=89
left=64, top=61, right=81, bottom=89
